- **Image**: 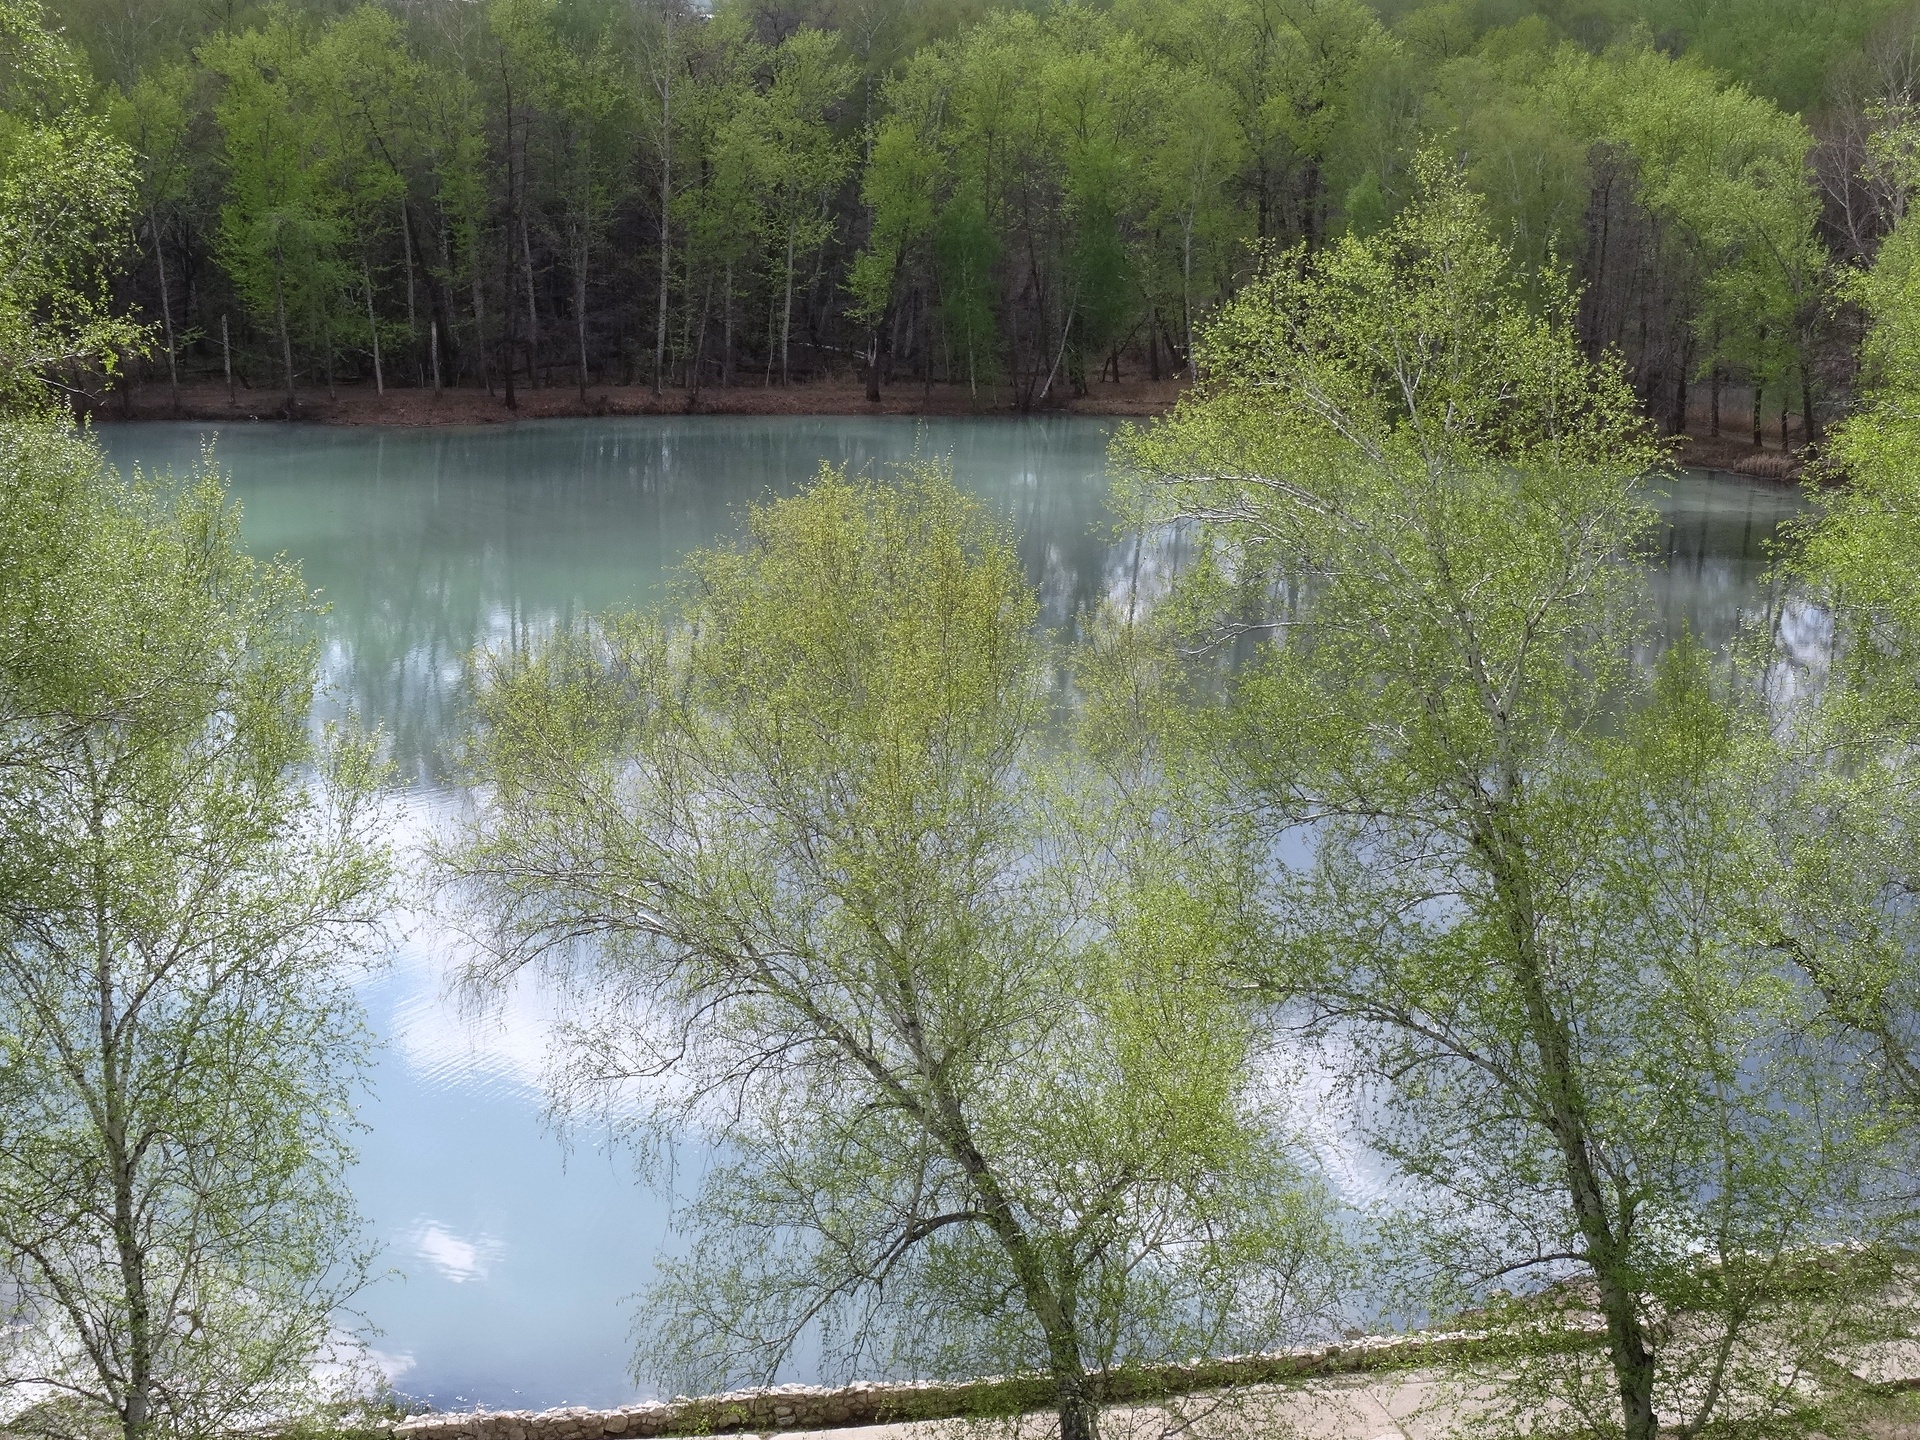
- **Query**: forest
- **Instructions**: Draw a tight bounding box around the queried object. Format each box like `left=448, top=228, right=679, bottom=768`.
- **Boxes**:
left=28, top=3, right=1920, bottom=1440
left=40, top=0, right=1920, bottom=429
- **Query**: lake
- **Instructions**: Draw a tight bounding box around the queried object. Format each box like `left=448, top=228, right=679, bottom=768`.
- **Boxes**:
left=93, top=416, right=1807, bottom=1413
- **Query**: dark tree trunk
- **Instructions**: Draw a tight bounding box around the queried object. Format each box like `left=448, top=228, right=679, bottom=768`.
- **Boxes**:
left=863, top=253, right=902, bottom=404
left=400, top=199, right=420, bottom=383
left=653, top=32, right=672, bottom=398
left=363, top=254, right=384, bottom=395
left=101, top=961, right=154, bottom=1440
left=780, top=229, right=797, bottom=386
left=148, top=205, right=179, bottom=414
left=1670, top=333, right=1691, bottom=435
left=1484, top=811, right=1660, bottom=1440
left=686, top=276, right=711, bottom=406
left=503, top=219, right=518, bottom=411
left=501, top=65, right=518, bottom=411
left=472, top=271, right=493, bottom=397
left=1300, top=154, right=1324, bottom=251
left=273, top=238, right=295, bottom=413
left=575, top=235, right=590, bottom=402
left=521, top=206, right=540, bottom=386
left=1056, top=1382, right=1099, bottom=1440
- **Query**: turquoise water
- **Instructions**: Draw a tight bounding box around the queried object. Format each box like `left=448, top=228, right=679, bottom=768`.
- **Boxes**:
left=93, top=417, right=1805, bottom=1411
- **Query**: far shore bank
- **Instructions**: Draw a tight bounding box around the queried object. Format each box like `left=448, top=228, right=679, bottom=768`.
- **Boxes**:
left=84, top=379, right=1808, bottom=484
left=84, top=377, right=1184, bottom=426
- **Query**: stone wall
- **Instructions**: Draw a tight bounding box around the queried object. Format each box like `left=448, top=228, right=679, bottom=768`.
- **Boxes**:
left=386, top=1330, right=1488, bottom=1440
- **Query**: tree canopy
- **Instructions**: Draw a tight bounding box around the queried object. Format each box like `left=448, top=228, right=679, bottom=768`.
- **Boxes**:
left=1108, top=160, right=1896, bottom=1440
left=441, top=465, right=1344, bottom=1440
left=29, top=0, right=1913, bottom=435
left=0, top=0, right=145, bottom=411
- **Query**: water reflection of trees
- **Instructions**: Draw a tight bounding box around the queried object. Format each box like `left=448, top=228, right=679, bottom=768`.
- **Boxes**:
left=296, top=446, right=1821, bottom=786
left=234, top=418, right=1127, bottom=785
left=104, top=425, right=1818, bottom=786
left=1643, top=470, right=1805, bottom=656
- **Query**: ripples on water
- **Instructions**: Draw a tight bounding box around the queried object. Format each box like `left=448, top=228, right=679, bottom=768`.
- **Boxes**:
left=93, top=418, right=1808, bottom=1408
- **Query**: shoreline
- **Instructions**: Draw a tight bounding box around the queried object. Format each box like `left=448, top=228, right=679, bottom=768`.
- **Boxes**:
left=83, top=380, right=1808, bottom=483
left=1676, top=432, right=1804, bottom=482
left=82, top=377, right=1184, bottom=426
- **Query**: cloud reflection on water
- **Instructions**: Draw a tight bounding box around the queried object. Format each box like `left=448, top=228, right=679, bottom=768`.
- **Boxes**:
left=410, top=1222, right=505, bottom=1284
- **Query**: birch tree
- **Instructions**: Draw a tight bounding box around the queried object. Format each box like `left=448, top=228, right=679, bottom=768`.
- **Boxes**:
left=107, top=63, right=192, bottom=413
left=1113, top=157, right=1893, bottom=1440
left=0, top=428, right=392, bottom=1440
left=745, top=28, right=854, bottom=385
left=206, top=15, right=349, bottom=410
left=441, top=465, right=1343, bottom=1440
left=0, top=0, right=146, bottom=414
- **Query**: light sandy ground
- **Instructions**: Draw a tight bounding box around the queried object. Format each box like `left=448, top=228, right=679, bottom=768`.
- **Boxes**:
left=725, top=1370, right=1470, bottom=1440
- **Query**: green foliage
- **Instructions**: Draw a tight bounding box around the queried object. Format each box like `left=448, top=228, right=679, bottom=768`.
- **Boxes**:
left=202, top=3, right=466, bottom=398
left=1118, top=0, right=1393, bottom=247
left=1637, top=0, right=1908, bottom=113
left=0, top=0, right=146, bottom=413
left=1137, top=62, right=1246, bottom=364
left=1801, top=204, right=1920, bottom=722
left=35, top=0, right=1869, bottom=413
left=106, top=64, right=192, bottom=242
left=1427, top=38, right=1594, bottom=276
left=857, top=7, right=1205, bottom=398
left=1111, top=158, right=1893, bottom=1440
left=108, top=59, right=196, bottom=398
left=443, top=464, right=1342, bottom=1440
left=304, top=7, right=427, bottom=375
left=1121, top=149, right=1663, bottom=526
left=1558, top=42, right=1824, bottom=408
left=736, top=27, right=856, bottom=382
left=204, top=14, right=353, bottom=401
left=1430, top=36, right=1822, bottom=400
left=674, top=12, right=762, bottom=313
left=490, top=0, right=635, bottom=391
left=0, top=421, right=393, bottom=1440
left=1779, top=195, right=1920, bottom=1117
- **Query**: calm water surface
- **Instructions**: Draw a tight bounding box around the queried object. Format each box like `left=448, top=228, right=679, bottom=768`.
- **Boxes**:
left=93, top=417, right=1807, bottom=1412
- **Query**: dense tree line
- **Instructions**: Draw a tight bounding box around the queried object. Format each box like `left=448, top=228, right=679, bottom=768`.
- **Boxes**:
left=32, top=0, right=1920, bottom=427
